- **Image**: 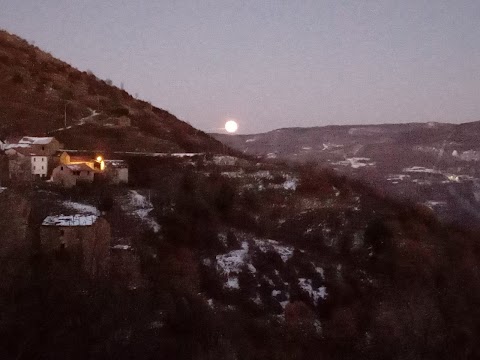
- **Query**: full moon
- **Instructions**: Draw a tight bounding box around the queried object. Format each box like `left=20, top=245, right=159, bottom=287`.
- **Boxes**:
left=225, top=120, right=238, bottom=133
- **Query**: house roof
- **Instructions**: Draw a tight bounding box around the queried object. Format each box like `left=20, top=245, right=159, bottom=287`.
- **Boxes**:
left=19, top=136, right=55, bottom=145
left=69, top=156, right=94, bottom=163
left=65, top=163, right=94, bottom=172
left=104, top=160, right=128, bottom=168
left=3, top=143, right=31, bottom=150
left=42, top=214, right=98, bottom=227
left=5, top=147, right=45, bottom=157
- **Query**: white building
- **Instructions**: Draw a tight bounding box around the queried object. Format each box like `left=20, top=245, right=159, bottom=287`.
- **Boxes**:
left=31, top=155, right=48, bottom=178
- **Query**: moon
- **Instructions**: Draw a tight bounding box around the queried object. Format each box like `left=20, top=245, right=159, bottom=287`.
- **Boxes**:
left=225, top=120, right=238, bottom=133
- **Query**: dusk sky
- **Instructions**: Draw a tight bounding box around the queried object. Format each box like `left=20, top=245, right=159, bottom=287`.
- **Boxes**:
left=0, top=1, right=479, bottom=134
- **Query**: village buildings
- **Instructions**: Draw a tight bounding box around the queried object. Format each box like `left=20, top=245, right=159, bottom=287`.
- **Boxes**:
left=3, top=136, right=62, bottom=181
left=51, top=151, right=128, bottom=187
left=1, top=135, right=129, bottom=186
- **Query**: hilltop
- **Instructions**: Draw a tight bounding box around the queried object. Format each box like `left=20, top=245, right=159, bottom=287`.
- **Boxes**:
left=0, top=30, right=225, bottom=153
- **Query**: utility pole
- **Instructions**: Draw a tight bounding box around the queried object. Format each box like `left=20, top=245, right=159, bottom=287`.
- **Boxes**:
left=64, top=102, right=67, bottom=129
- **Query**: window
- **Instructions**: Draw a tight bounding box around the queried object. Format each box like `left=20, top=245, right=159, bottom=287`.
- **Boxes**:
left=33, top=158, right=36, bottom=162
left=61, top=166, right=63, bottom=170
left=42, top=166, right=44, bottom=170
left=42, top=158, right=45, bottom=162
left=33, top=166, right=36, bottom=170
left=42, top=146, right=45, bottom=151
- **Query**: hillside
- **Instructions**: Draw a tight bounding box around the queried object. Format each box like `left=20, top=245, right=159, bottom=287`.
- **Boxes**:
left=2, top=157, right=480, bottom=359
left=0, top=30, right=225, bottom=153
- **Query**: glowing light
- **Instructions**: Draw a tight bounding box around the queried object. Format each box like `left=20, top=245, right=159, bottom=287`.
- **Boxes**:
left=225, top=120, right=238, bottom=133
left=96, top=156, right=103, bottom=162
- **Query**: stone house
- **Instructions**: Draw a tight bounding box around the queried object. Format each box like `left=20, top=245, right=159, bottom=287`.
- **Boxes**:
left=51, top=163, right=96, bottom=188
left=3, top=136, right=62, bottom=181
left=58, top=151, right=105, bottom=171
left=5, top=147, right=49, bottom=180
left=104, top=160, right=128, bottom=184
left=40, top=214, right=111, bottom=278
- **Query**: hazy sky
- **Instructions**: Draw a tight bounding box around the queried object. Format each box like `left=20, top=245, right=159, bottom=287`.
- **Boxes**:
left=0, top=1, right=479, bottom=133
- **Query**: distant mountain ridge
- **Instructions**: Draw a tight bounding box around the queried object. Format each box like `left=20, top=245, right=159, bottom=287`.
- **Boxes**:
left=212, top=120, right=480, bottom=164
left=0, top=30, right=225, bottom=153
left=212, top=120, right=480, bottom=224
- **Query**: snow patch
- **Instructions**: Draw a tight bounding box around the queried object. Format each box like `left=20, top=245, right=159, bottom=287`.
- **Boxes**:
left=42, top=215, right=98, bottom=227
left=254, top=239, right=294, bottom=262
left=315, top=267, right=325, bottom=279
left=215, top=241, right=250, bottom=289
left=424, top=200, right=447, bottom=209
left=332, top=157, right=375, bottom=169
left=216, top=241, right=249, bottom=275
left=387, top=174, right=410, bottom=181
left=403, top=166, right=439, bottom=174
left=283, top=178, right=297, bottom=190
left=226, top=277, right=240, bottom=289
left=122, top=190, right=160, bottom=233
left=62, top=201, right=99, bottom=215
left=298, top=278, right=327, bottom=304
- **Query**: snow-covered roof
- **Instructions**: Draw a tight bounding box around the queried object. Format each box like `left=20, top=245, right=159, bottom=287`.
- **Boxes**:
left=3, top=143, right=31, bottom=150
left=65, top=163, right=94, bottom=172
left=112, top=244, right=132, bottom=250
left=19, top=136, right=55, bottom=145
left=42, top=214, right=98, bottom=227
left=104, top=160, right=128, bottom=168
